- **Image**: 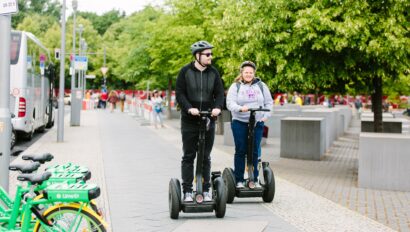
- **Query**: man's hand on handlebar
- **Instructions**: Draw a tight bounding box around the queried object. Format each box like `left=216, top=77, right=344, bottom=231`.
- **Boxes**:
left=211, top=108, right=221, bottom=117
left=188, top=108, right=200, bottom=116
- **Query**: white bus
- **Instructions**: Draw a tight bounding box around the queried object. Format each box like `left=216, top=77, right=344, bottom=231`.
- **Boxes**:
left=9, top=31, right=55, bottom=140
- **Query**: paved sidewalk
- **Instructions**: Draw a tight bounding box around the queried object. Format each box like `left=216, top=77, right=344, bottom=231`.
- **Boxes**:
left=9, top=110, right=112, bottom=230
left=7, top=108, right=402, bottom=232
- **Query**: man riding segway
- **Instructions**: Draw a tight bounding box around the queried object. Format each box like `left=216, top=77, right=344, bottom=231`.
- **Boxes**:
left=168, top=41, right=226, bottom=219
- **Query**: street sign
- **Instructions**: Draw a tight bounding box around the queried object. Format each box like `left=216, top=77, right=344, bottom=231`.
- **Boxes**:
left=85, top=75, right=95, bottom=79
left=40, top=61, right=45, bottom=75
left=0, top=0, right=18, bottom=15
left=74, top=55, right=88, bottom=71
left=101, top=67, right=108, bottom=75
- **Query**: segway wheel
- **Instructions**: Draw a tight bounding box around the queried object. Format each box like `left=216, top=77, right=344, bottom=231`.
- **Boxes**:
left=214, top=177, right=227, bottom=218
left=222, top=168, right=236, bottom=203
left=262, top=167, right=275, bottom=203
left=169, top=178, right=181, bottom=219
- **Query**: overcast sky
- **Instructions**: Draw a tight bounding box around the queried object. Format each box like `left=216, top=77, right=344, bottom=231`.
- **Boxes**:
left=65, top=0, right=164, bottom=16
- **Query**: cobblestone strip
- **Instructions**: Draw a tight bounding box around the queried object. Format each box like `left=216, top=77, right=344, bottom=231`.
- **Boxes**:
left=263, top=178, right=396, bottom=232
left=268, top=128, right=410, bottom=232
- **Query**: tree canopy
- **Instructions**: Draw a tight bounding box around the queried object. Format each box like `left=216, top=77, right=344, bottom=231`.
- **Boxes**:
left=11, top=0, right=409, bottom=97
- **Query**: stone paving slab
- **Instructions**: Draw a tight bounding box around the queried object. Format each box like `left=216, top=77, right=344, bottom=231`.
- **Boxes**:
left=8, top=110, right=112, bottom=230
left=173, top=220, right=268, bottom=232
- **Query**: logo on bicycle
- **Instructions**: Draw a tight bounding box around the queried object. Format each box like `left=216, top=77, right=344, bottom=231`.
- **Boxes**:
left=56, top=193, right=80, bottom=199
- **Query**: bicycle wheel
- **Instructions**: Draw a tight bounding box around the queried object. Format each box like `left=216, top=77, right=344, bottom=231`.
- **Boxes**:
left=33, top=203, right=108, bottom=232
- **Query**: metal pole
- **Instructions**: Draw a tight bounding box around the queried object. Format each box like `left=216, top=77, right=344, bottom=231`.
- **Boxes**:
left=71, top=24, right=83, bottom=126
left=77, top=28, right=82, bottom=89
left=82, top=41, right=87, bottom=97
left=57, top=0, right=66, bottom=142
left=70, top=0, right=77, bottom=126
left=0, top=14, right=12, bottom=191
left=103, top=47, right=106, bottom=87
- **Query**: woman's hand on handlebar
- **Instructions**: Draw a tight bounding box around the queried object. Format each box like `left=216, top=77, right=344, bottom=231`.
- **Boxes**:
left=240, top=106, right=249, bottom=112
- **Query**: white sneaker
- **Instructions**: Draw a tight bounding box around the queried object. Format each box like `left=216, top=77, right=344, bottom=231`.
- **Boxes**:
left=204, top=192, right=212, bottom=201
left=184, top=192, right=193, bottom=202
left=255, top=182, right=262, bottom=188
left=236, top=182, right=244, bottom=188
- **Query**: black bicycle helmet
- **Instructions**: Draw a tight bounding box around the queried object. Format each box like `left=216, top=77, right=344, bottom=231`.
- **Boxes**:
left=240, top=61, right=256, bottom=71
left=190, top=41, right=214, bottom=55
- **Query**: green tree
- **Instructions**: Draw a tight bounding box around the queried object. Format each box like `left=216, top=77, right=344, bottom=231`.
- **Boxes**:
left=276, top=0, right=410, bottom=131
left=12, top=0, right=61, bottom=28
left=76, top=10, right=125, bottom=36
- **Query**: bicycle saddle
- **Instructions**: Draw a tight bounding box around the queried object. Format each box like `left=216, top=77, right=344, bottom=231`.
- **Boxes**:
left=17, top=172, right=52, bottom=185
left=9, top=162, right=41, bottom=173
left=22, top=153, right=54, bottom=164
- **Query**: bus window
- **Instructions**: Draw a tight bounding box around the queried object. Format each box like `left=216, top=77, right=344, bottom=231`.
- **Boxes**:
left=10, top=32, right=21, bottom=65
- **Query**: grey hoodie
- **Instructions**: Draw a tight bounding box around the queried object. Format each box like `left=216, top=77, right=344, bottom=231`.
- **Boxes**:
left=226, top=78, right=273, bottom=123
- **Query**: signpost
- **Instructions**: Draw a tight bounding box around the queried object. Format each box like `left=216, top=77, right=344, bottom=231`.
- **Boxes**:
left=74, top=55, right=88, bottom=71
left=101, top=67, right=108, bottom=75
left=0, top=0, right=18, bottom=14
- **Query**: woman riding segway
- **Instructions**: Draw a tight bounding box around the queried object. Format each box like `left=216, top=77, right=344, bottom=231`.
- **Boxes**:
left=223, top=61, right=275, bottom=203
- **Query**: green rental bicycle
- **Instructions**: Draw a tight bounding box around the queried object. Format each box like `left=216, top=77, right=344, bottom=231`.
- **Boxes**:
left=0, top=170, right=107, bottom=231
left=16, top=153, right=101, bottom=215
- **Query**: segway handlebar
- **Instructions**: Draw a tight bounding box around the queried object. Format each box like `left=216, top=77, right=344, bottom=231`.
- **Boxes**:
left=248, top=107, right=270, bottom=112
left=199, top=111, right=213, bottom=116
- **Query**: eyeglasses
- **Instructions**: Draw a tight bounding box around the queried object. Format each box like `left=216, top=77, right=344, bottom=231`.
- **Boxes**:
left=200, top=52, right=213, bottom=57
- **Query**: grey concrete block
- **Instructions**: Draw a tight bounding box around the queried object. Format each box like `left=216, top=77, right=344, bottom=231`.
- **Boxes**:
left=358, top=133, right=410, bottom=191
left=361, top=118, right=403, bottom=133
left=272, top=109, right=301, bottom=117
left=223, top=121, right=266, bottom=146
left=337, top=114, right=345, bottom=137
left=265, top=114, right=285, bottom=138
left=301, top=108, right=339, bottom=150
left=216, top=110, right=232, bottom=135
left=335, top=105, right=352, bottom=132
left=224, top=122, right=234, bottom=146
left=361, top=112, right=394, bottom=119
left=280, top=117, right=325, bottom=160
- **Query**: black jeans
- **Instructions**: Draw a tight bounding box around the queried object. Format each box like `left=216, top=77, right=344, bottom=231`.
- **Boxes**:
left=181, top=120, right=215, bottom=193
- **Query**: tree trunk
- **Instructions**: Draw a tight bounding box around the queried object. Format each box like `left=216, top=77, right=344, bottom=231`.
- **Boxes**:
left=373, top=76, right=383, bottom=132
left=166, top=77, right=172, bottom=119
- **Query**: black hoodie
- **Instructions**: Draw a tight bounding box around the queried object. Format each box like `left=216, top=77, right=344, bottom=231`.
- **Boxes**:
left=176, top=62, right=224, bottom=123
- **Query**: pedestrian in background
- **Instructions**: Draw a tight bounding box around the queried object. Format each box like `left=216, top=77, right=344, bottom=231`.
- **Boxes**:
left=176, top=40, right=224, bottom=202
left=151, top=90, right=164, bottom=128
left=119, top=90, right=126, bottom=112
left=226, top=61, right=273, bottom=189
left=100, top=89, right=108, bottom=109
left=107, top=90, right=119, bottom=113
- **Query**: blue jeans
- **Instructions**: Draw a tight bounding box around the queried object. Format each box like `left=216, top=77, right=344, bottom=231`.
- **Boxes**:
left=231, top=120, right=264, bottom=183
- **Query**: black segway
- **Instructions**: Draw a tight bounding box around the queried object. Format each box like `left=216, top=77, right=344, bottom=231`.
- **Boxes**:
left=169, top=111, right=227, bottom=219
left=222, top=107, right=275, bottom=203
